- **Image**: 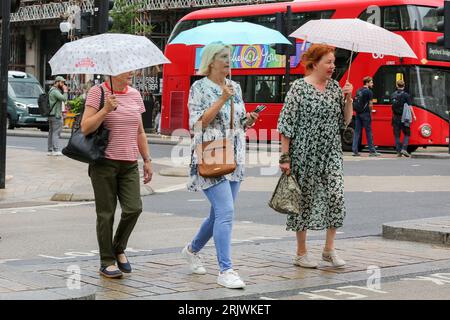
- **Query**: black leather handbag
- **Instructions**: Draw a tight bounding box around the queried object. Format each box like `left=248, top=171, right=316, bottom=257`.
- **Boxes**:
left=62, top=86, right=109, bottom=163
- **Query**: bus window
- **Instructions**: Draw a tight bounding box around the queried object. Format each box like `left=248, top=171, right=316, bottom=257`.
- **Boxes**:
left=232, top=75, right=303, bottom=104
left=291, top=10, right=334, bottom=29
left=358, top=5, right=444, bottom=32
left=384, top=6, right=401, bottom=30
left=410, top=67, right=450, bottom=120
left=233, top=75, right=278, bottom=103
left=255, top=77, right=277, bottom=103
left=247, top=15, right=276, bottom=29
left=334, top=48, right=357, bottom=81
left=169, top=10, right=335, bottom=42
left=372, top=66, right=406, bottom=104
left=408, top=6, right=443, bottom=32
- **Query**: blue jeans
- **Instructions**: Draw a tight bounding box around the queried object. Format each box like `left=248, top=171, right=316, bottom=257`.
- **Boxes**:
left=392, top=116, right=410, bottom=152
left=352, top=112, right=376, bottom=154
left=191, top=180, right=240, bottom=272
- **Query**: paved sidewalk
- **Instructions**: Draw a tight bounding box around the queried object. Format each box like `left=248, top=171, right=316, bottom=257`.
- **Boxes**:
left=1, top=236, right=450, bottom=300
left=1, top=139, right=450, bottom=299
left=0, top=148, right=187, bottom=204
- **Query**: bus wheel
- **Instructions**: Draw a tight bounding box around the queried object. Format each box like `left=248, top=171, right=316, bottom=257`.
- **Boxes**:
left=341, top=126, right=354, bottom=152
left=407, top=146, right=418, bottom=154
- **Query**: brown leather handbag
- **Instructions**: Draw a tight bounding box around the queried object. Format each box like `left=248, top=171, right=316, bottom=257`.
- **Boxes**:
left=196, top=100, right=237, bottom=178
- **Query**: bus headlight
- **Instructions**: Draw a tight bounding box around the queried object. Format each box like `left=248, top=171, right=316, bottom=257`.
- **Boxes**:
left=420, top=125, right=432, bottom=138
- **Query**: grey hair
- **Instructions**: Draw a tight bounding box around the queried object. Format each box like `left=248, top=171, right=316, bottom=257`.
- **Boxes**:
left=198, top=42, right=231, bottom=76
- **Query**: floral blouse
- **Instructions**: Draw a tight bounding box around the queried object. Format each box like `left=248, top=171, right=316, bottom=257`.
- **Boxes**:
left=187, top=77, right=248, bottom=191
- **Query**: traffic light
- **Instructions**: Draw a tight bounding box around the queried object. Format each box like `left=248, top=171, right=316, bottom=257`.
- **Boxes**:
left=274, top=8, right=296, bottom=56
left=275, top=12, right=285, bottom=55
left=436, top=1, right=450, bottom=49
left=0, top=0, right=20, bottom=19
left=80, top=12, right=94, bottom=35
left=94, top=0, right=114, bottom=34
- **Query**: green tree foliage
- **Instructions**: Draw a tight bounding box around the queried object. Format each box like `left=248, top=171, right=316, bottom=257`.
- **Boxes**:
left=110, top=0, right=153, bottom=35
left=67, top=96, right=85, bottom=114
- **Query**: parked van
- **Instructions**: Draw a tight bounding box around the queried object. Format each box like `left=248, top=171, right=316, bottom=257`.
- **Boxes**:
left=7, top=71, right=49, bottom=131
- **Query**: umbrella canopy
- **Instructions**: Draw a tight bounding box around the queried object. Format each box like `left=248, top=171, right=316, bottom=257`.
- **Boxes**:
left=290, top=19, right=417, bottom=59
left=169, top=21, right=291, bottom=45
left=49, top=33, right=170, bottom=76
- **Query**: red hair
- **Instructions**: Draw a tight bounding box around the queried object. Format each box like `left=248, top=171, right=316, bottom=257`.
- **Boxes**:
left=301, top=44, right=335, bottom=75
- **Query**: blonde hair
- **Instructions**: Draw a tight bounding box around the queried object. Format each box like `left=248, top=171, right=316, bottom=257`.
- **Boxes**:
left=198, top=42, right=231, bottom=76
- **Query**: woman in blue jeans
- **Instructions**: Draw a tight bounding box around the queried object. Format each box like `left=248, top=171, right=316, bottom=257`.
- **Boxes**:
left=181, top=42, right=258, bottom=289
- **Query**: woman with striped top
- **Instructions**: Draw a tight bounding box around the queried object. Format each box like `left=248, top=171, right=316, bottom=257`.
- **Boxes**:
left=81, top=71, right=153, bottom=278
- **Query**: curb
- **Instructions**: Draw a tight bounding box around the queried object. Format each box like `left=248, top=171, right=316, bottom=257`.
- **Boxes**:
left=0, top=285, right=96, bottom=300
left=411, top=153, right=450, bottom=159
left=51, top=184, right=155, bottom=202
left=159, top=167, right=189, bottom=177
left=382, top=216, right=450, bottom=246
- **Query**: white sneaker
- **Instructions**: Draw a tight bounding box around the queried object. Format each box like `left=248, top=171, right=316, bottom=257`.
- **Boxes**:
left=322, top=249, right=346, bottom=267
left=47, top=151, right=53, bottom=156
left=181, top=244, right=206, bottom=275
left=293, top=253, right=318, bottom=268
left=52, top=151, right=63, bottom=156
left=217, top=269, right=246, bottom=289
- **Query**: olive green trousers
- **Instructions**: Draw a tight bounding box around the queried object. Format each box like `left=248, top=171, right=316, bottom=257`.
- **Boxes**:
left=89, top=159, right=142, bottom=267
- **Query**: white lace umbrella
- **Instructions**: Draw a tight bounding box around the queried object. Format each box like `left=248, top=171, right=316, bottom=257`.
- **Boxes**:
left=49, top=33, right=170, bottom=84
left=290, top=19, right=417, bottom=79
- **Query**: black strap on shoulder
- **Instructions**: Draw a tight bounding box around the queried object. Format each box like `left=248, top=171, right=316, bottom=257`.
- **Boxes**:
left=48, top=87, right=59, bottom=114
left=98, top=85, right=105, bottom=110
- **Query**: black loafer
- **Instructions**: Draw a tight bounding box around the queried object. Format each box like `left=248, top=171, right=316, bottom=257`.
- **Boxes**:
left=99, top=266, right=123, bottom=278
left=116, top=253, right=132, bottom=273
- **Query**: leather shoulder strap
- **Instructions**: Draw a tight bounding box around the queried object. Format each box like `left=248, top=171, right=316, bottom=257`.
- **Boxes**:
left=98, top=85, right=105, bottom=110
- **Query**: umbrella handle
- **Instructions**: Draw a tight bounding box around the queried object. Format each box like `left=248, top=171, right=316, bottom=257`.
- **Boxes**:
left=229, top=46, right=232, bottom=81
left=109, top=76, right=117, bottom=111
left=346, top=43, right=355, bottom=84
left=109, top=77, right=114, bottom=94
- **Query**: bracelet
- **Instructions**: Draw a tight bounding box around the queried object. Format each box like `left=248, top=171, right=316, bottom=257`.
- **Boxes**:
left=143, top=156, right=152, bottom=163
left=279, top=152, right=291, bottom=164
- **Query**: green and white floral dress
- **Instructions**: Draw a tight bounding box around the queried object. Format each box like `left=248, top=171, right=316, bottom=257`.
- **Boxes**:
left=277, top=78, right=346, bottom=231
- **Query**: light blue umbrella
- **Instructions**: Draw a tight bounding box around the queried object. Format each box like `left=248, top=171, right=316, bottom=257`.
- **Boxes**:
left=170, top=21, right=291, bottom=45
left=170, top=21, right=291, bottom=79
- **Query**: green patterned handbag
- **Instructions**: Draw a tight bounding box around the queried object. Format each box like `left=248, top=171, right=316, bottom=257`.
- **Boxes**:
left=268, top=173, right=301, bottom=215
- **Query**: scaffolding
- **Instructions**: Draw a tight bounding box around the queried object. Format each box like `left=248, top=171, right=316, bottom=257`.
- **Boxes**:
left=11, top=0, right=279, bottom=22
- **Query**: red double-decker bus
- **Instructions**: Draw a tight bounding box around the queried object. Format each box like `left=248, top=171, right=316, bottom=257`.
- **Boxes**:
left=161, top=0, right=449, bottom=152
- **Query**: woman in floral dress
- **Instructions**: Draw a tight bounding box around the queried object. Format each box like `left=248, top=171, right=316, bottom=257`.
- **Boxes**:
left=278, top=44, right=353, bottom=268
left=181, top=42, right=258, bottom=289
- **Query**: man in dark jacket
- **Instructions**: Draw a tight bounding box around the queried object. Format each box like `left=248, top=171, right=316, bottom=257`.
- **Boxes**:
left=391, top=80, right=415, bottom=157
left=352, top=76, right=380, bottom=157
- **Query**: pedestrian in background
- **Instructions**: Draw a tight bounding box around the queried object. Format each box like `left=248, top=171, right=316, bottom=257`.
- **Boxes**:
left=81, top=71, right=153, bottom=279
left=47, top=75, right=68, bottom=156
left=352, top=76, right=380, bottom=157
left=182, top=42, right=258, bottom=289
left=278, top=44, right=353, bottom=269
left=153, top=95, right=161, bottom=134
left=391, top=80, right=416, bottom=157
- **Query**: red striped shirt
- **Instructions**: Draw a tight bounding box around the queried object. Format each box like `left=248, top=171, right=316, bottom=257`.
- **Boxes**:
left=85, top=83, right=145, bottom=161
